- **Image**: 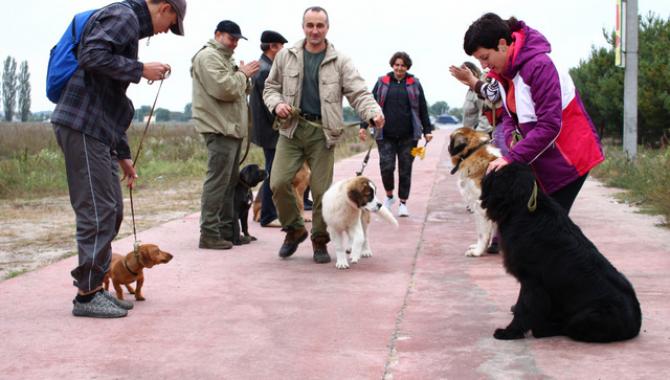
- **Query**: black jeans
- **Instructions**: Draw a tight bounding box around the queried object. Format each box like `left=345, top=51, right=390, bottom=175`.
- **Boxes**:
left=377, top=137, right=417, bottom=200
left=549, top=172, right=589, bottom=213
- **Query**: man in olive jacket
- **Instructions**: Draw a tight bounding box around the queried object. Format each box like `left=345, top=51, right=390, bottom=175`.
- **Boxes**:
left=263, top=6, right=385, bottom=264
left=191, top=20, right=259, bottom=250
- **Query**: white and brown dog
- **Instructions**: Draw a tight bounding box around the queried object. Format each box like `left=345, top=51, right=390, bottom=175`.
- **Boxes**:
left=322, top=176, right=398, bottom=269
left=448, top=127, right=501, bottom=257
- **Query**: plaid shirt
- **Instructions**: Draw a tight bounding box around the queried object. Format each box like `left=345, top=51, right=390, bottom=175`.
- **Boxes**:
left=51, top=0, right=152, bottom=159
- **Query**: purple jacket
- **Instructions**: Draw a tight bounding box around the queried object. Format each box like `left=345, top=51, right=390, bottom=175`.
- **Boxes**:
left=494, top=21, right=604, bottom=194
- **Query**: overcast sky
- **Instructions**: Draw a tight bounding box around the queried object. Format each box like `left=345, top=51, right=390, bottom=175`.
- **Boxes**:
left=3, top=0, right=669, bottom=114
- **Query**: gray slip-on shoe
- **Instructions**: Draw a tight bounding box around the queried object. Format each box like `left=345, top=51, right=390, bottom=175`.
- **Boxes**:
left=72, top=292, right=128, bottom=318
left=101, top=290, right=134, bottom=310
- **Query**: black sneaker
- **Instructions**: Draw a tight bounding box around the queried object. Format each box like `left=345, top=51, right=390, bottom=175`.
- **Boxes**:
left=72, top=292, right=127, bottom=318
left=486, top=241, right=499, bottom=254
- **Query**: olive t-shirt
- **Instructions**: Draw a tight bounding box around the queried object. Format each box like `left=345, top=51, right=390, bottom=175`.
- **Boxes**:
left=300, top=49, right=326, bottom=116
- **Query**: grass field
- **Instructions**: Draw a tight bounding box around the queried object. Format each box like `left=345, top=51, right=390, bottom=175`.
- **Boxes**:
left=0, top=121, right=367, bottom=200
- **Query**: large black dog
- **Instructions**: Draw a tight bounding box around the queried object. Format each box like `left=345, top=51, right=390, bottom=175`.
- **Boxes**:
left=232, top=164, right=266, bottom=245
left=480, top=163, right=641, bottom=342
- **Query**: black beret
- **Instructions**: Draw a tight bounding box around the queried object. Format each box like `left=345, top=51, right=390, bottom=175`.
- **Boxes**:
left=261, top=30, right=288, bottom=44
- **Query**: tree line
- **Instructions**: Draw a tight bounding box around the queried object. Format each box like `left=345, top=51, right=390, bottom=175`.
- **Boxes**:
left=571, top=13, right=670, bottom=146
left=1, top=56, right=31, bottom=122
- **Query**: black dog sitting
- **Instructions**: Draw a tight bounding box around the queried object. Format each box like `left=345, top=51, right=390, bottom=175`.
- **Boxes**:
left=480, top=163, right=641, bottom=342
left=232, top=164, right=266, bottom=245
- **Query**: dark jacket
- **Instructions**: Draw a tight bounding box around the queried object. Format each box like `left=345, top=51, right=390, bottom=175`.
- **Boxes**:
left=50, top=0, right=151, bottom=159
left=250, top=54, right=278, bottom=149
left=366, top=73, right=432, bottom=140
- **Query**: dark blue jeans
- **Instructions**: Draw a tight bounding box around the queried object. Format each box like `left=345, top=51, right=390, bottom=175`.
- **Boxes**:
left=260, top=148, right=278, bottom=225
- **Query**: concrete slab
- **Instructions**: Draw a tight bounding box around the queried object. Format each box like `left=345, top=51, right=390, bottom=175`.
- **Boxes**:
left=1, top=128, right=669, bottom=379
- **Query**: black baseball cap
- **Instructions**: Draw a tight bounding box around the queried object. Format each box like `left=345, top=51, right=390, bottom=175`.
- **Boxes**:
left=216, top=20, right=247, bottom=40
left=260, top=30, right=288, bottom=44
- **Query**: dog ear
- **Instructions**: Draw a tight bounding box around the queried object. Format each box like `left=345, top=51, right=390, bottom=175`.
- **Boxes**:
left=140, top=244, right=158, bottom=268
left=448, top=133, right=468, bottom=156
left=348, top=178, right=372, bottom=207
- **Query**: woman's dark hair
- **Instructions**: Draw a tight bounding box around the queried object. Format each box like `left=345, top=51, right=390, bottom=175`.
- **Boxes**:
left=463, top=13, right=521, bottom=55
left=463, top=61, right=481, bottom=77
left=389, top=51, right=412, bottom=70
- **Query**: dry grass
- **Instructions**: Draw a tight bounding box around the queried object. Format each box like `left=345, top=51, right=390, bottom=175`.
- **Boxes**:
left=0, top=121, right=365, bottom=280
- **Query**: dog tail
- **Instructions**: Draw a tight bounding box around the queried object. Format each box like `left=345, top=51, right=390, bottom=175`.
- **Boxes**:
left=376, top=205, right=399, bottom=227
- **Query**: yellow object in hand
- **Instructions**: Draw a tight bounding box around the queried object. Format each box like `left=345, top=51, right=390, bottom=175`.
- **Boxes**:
left=411, top=146, right=426, bottom=160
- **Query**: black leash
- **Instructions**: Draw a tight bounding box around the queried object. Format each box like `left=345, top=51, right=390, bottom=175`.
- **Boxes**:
left=356, top=128, right=377, bottom=176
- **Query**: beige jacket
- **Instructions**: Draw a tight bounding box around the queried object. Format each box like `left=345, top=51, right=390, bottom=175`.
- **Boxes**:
left=263, top=39, right=381, bottom=147
left=191, top=39, right=251, bottom=138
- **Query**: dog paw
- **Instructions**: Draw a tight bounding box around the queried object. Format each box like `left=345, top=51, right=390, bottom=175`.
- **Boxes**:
left=361, top=249, right=373, bottom=258
left=135, top=295, right=146, bottom=301
left=493, top=328, right=525, bottom=340
left=465, top=245, right=485, bottom=257
left=350, top=254, right=361, bottom=264
left=335, top=260, right=350, bottom=269
left=248, top=235, right=258, bottom=241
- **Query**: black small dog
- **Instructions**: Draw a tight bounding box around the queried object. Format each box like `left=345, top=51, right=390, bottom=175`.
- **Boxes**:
left=481, top=163, right=641, bottom=342
left=232, top=164, right=266, bottom=245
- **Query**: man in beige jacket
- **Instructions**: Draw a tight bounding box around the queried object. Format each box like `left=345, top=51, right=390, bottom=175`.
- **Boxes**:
left=191, top=20, right=259, bottom=250
left=263, top=6, right=385, bottom=264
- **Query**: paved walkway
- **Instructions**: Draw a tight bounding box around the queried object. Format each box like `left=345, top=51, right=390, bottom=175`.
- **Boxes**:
left=1, top=128, right=669, bottom=379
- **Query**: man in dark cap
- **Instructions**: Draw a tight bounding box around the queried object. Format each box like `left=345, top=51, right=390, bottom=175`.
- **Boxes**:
left=50, top=0, right=187, bottom=318
left=191, top=20, right=260, bottom=250
left=250, top=30, right=288, bottom=228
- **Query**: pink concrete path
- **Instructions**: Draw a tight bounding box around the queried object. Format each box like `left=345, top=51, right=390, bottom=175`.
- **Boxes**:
left=1, top=128, right=669, bottom=379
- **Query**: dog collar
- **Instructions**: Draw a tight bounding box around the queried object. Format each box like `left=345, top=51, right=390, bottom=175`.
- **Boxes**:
left=123, top=257, right=139, bottom=277
left=450, top=141, right=489, bottom=175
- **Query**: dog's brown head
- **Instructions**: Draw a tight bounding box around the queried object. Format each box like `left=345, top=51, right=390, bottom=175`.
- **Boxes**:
left=346, top=176, right=377, bottom=208
left=138, top=244, right=173, bottom=269
left=448, top=127, right=491, bottom=162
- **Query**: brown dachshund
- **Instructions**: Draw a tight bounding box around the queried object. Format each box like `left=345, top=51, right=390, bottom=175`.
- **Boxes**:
left=103, top=244, right=173, bottom=301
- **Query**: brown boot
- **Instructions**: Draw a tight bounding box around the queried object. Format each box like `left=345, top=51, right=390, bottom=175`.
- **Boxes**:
left=278, top=227, right=308, bottom=258
left=199, top=234, right=233, bottom=250
left=312, top=237, right=331, bottom=264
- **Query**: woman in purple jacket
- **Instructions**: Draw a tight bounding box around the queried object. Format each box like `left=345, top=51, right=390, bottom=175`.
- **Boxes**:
left=462, top=13, right=604, bottom=212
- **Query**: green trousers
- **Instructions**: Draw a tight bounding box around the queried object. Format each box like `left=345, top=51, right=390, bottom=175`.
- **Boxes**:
left=200, top=133, right=241, bottom=239
left=270, top=120, right=334, bottom=241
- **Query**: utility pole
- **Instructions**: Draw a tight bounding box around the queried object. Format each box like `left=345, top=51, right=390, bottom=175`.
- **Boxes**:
left=623, top=0, right=638, bottom=160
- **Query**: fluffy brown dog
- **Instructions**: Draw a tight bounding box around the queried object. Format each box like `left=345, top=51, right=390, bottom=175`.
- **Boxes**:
left=252, top=162, right=311, bottom=222
left=103, top=244, right=173, bottom=301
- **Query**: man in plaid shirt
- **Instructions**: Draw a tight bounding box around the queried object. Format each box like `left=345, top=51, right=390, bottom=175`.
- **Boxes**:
left=51, top=0, right=187, bottom=318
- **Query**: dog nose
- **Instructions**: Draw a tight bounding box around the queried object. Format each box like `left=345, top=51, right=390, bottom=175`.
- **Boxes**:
left=376, top=202, right=382, bottom=210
